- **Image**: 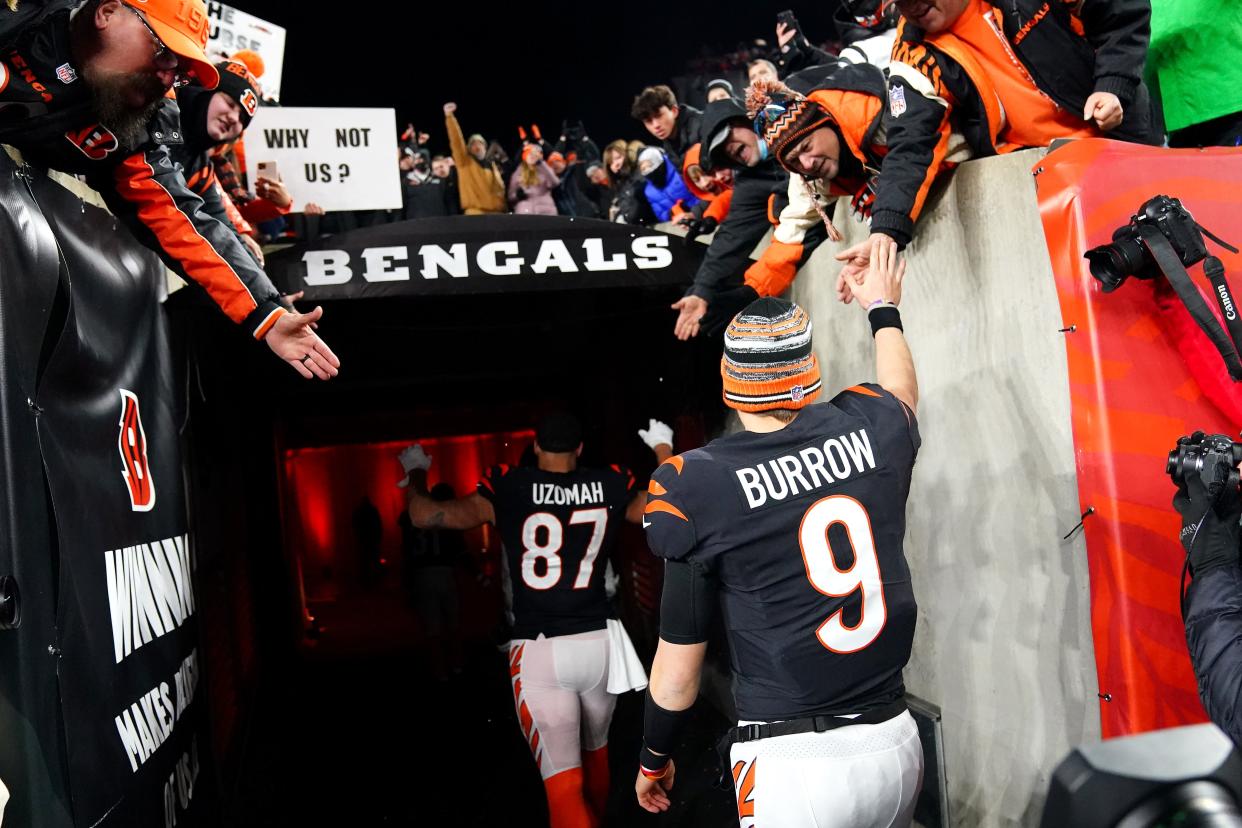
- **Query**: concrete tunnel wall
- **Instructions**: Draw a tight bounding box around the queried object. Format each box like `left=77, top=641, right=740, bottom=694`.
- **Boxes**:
left=726, top=148, right=1100, bottom=827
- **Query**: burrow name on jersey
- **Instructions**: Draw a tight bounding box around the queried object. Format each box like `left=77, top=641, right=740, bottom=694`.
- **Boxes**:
left=532, top=481, right=607, bottom=507
left=735, top=428, right=877, bottom=509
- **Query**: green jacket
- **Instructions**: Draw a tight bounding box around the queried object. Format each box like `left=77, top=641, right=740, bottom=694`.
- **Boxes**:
left=1148, top=0, right=1242, bottom=132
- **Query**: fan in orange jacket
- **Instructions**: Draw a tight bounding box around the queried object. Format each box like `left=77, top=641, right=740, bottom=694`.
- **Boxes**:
left=673, top=63, right=939, bottom=339
left=676, top=142, right=735, bottom=241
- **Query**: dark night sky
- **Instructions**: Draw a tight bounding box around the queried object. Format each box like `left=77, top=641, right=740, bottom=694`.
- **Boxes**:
left=233, top=2, right=844, bottom=156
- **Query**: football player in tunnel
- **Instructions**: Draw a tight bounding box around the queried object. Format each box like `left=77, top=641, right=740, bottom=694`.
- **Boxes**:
left=402, top=414, right=673, bottom=828
left=637, top=241, right=925, bottom=827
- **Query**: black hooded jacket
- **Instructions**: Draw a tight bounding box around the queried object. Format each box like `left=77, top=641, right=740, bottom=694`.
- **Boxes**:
left=685, top=97, right=789, bottom=308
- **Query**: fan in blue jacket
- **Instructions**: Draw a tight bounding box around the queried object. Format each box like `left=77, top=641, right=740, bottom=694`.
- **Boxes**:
left=637, top=147, right=699, bottom=223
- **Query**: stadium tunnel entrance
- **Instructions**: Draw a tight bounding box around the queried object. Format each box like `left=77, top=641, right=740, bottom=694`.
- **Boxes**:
left=164, top=217, right=735, bottom=824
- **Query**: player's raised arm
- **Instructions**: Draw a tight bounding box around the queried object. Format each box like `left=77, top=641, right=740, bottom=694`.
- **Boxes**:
left=850, top=238, right=918, bottom=415
left=399, top=445, right=495, bottom=530
left=626, top=419, right=676, bottom=524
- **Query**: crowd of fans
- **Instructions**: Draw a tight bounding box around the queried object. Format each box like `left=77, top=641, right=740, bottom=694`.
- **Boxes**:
left=7, top=0, right=1238, bottom=372
left=197, top=0, right=1240, bottom=349
left=4, top=2, right=1242, bottom=825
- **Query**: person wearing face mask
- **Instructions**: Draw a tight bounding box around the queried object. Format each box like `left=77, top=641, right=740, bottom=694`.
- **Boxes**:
left=667, top=95, right=791, bottom=340
left=0, top=0, right=338, bottom=379
left=832, top=0, right=1161, bottom=294
left=673, top=62, right=952, bottom=340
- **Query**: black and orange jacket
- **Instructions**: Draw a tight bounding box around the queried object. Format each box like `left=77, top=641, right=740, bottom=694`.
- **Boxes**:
left=1, top=2, right=286, bottom=339
left=879, top=0, right=1159, bottom=245
left=744, top=63, right=888, bottom=300
left=173, top=83, right=255, bottom=238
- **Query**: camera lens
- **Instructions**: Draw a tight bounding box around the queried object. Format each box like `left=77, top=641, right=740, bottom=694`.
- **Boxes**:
left=1118, top=781, right=1242, bottom=828
left=1086, top=245, right=1127, bottom=291
left=1168, top=449, right=1182, bottom=480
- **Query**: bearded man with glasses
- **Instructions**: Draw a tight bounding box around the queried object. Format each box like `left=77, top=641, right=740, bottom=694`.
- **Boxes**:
left=0, top=0, right=339, bottom=380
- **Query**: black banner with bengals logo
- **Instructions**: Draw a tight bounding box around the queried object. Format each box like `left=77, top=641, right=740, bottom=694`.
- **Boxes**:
left=264, top=214, right=706, bottom=301
left=0, top=156, right=214, bottom=826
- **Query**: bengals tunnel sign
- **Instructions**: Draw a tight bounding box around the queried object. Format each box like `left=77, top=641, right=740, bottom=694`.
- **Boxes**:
left=264, top=215, right=705, bottom=300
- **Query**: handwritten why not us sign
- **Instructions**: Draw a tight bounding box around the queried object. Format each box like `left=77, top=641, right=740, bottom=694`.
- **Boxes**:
left=245, top=108, right=401, bottom=212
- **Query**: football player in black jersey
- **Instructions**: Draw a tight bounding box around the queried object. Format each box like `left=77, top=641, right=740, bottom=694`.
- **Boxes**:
left=403, top=413, right=672, bottom=828
left=636, top=240, right=923, bottom=827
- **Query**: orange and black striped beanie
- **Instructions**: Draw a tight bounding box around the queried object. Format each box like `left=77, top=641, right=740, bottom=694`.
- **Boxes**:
left=747, top=80, right=833, bottom=167
left=721, top=298, right=822, bottom=413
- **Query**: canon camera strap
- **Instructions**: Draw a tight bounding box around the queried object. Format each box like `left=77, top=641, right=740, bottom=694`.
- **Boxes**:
left=1140, top=225, right=1242, bottom=381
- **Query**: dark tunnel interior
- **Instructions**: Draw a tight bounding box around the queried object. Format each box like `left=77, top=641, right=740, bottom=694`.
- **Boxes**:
left=165, top=282, right=739, bottom=826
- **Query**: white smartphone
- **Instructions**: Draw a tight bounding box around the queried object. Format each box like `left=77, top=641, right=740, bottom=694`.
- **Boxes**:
left=256, top=160, right=279, bottom=182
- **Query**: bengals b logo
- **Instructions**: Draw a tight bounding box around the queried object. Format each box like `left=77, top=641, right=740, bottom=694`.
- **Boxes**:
left=65, top=124, right=118, bottom=160
left=239, top=88, right=258, bottom=117
left=118, top=390, right=155, bottom=512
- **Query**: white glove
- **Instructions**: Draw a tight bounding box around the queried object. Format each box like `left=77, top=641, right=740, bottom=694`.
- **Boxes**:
left=637, top=419, right=674, bottom=450
left=398, top=444, right=432, bottom=474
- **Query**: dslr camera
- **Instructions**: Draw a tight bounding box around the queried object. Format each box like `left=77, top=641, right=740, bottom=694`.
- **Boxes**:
left=1085, top=195, right=1208, bottom=293
left=1167, top=432, right=1242, bottom=493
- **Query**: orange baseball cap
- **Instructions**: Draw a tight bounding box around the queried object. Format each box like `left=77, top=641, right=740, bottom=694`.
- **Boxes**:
left=122, top=0, right=220, bottom=89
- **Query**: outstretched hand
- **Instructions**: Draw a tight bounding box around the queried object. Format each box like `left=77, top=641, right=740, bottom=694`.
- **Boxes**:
left=850, top=235, right=906, bottom=310
left=264, top=306, right=341, bottom=380
left=834, top=233, right=897, bottom=305
left=672, top=295, right=708, bottom=341
left=638, top=419, right=674, bottom=452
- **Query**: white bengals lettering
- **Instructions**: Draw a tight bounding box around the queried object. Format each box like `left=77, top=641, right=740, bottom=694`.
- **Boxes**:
left=104, top=534, right=195, bottom=664
left=735, top=429, right=876, bottom=509
left=532, top=482, right=606, bottom=506
left=302, top=235, right=674, bottom=285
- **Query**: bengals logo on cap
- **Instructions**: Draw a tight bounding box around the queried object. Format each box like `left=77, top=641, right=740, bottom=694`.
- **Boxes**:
left=118, top=389, right=156, bottom=512
left=239, top=88, right=258, bottom=117
left=65, top=124, right=119, bottom=160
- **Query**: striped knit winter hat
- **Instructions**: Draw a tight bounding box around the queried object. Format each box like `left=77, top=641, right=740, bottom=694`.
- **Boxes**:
left=721, top=298, right=822, bottom=412
left=746, top=79, right=833, bottom=166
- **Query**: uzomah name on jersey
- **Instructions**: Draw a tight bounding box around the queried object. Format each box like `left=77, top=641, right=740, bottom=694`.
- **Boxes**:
left=532, top=481, right=607, bottom=506
left=735, top=429, right=876, bottom=509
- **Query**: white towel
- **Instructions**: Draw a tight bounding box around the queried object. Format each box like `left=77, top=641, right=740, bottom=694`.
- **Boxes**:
left=606, top=618, right=648, bottom=694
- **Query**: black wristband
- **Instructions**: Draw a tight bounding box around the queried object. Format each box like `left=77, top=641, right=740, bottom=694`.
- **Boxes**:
left=868, top=306, right=903, bottom=337
left=639, top=744, right=671, bottom=773
left=644, top=691, right=692, bottom=756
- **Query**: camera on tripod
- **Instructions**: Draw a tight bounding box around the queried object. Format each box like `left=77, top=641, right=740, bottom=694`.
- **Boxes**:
left=1086, top=195, right=1208, bottom=293
left=1167, top=432, right=1242, bottom=493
